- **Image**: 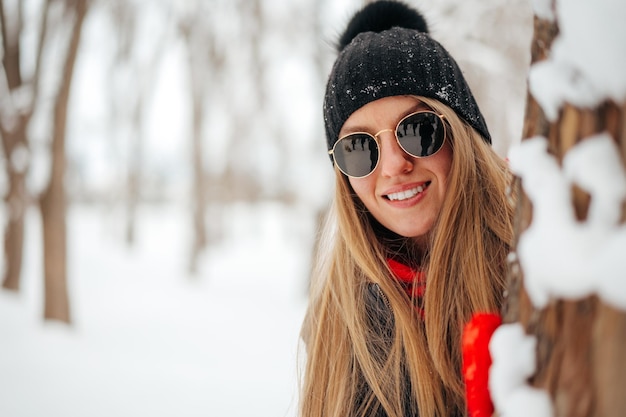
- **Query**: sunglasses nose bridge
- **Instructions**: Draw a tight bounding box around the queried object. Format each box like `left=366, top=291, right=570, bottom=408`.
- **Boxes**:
left=374, top=128, right=394, bottom=138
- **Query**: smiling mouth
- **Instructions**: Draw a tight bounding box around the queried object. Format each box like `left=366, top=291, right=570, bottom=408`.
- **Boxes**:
left=385, top=182, right=431, bottom=201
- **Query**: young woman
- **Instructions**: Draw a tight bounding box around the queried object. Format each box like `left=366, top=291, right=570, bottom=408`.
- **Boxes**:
left=300, top=1, right=514, bottom=417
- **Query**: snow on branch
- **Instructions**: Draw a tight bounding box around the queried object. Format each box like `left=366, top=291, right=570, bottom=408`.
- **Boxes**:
left=508, top=134, right=626, bottom=310
left=531, top=0, right=555, bottom=22
left=489, top=323, right=553, bottom=417
left=529, top=0, right=626, bottom=120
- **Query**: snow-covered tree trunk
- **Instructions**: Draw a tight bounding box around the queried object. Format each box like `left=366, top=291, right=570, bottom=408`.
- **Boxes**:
left=1, top=126, right=28, bottom=291
left=40, top=0, right=88, bottom=323
left=500, top=2, right=626, bottom=417
left=0, top=0, right=46, bottom=291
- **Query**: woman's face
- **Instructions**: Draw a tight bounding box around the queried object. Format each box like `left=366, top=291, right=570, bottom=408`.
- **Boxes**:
left=340, top=96, right=453, bottom=242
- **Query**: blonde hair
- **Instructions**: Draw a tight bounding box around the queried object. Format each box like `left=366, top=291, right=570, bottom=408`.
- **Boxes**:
left=300, top=97, right=514, bottom=417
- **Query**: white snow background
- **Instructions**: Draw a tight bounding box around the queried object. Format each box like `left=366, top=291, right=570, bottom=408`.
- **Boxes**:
left=0, top=204, right=310, bottom=417
left=0, top=0, right=535, bottom=416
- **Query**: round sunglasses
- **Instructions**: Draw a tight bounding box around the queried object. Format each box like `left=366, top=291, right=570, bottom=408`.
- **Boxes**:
left=328, top=110, right=447, bottom=178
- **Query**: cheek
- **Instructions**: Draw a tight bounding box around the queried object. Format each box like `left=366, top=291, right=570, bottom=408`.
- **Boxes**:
left=348, top=176, right=374, bottom=203
left=434, top=145, right=453, bottom=186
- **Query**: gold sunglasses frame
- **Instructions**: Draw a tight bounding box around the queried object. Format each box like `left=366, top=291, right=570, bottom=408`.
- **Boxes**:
left=328, top=110, right=447, bottom=178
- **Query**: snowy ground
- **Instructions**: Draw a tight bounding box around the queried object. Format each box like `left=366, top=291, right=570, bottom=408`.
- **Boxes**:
left=0, top=203, right=311, bottom=417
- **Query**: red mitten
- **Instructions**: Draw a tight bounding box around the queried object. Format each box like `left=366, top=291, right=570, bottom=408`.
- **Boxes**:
left=462, top=313, right=502, bottom=417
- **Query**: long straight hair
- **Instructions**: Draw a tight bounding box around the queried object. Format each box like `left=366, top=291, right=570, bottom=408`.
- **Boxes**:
left=300, top=96, right=514, bottom=417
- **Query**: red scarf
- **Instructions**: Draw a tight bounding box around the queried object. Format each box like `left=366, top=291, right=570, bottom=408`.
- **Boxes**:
left=386, top=258, right=425, bottom=314
left=387, top=258, right=425, bottom=298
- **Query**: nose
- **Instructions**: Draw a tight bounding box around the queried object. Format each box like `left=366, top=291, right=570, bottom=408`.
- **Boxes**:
left=377, top=130, right=414, bottom=177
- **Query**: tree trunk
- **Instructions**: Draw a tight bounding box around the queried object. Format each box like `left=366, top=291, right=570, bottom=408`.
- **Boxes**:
left=504, top=12, right=626, bottom=417
left=118, top=3, right=167, bottom=247
left=125, top=94, right=142, bottom=246
left=2, top=170, right=27, bottom=291
left=1, top=123, right=29, bottom=291
left=186, top=29, right=207, bottom=274
left=179, top=8, right=227, bottom=274
left=0, top=0, right=29, bottom=292
left=1, top=0, right=51, bottom=292
left=40, top=0, right=87, bottom=323
left=189, top=88, right=207, bottom=275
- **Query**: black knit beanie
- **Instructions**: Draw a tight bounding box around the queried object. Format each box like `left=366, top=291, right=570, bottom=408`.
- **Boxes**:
left=323, top=0, right=491, bottom=156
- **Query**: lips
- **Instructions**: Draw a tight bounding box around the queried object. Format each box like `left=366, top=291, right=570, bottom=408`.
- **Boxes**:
left=383, top=181, right=431, bottom=201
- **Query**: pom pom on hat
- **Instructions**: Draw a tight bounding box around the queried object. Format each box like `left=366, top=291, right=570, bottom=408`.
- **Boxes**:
left=337, top=1, right=429, bottom=51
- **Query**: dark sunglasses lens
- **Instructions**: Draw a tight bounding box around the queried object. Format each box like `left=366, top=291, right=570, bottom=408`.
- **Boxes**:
left=333, top=134, right=379, bottom=177
left=396, top=113, right=445, bottom=157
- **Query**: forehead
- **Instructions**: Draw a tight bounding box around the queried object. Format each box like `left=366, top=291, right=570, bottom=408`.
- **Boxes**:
left=339, top=96, right=431, bottom=135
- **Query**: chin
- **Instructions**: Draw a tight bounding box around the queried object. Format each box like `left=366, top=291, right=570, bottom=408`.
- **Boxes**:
left=387, top=220, right=434, bottom=240
left=390, top=227, right=429, bottom=239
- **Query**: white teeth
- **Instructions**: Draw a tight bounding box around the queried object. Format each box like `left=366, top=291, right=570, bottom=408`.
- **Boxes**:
left=387, top=185, right=424, bottom=201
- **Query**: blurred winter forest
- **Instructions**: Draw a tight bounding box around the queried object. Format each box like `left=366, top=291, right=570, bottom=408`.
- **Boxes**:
left=0, top=0, right=532, bottom=415
left=0, top=0, right=532, bottom=319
